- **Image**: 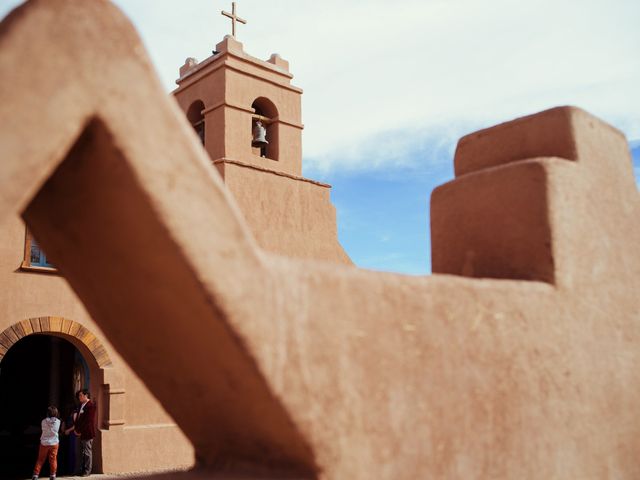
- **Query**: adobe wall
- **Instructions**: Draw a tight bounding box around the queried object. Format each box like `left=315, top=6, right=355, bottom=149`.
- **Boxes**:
left=0, top=214, right=194, bottom=474
left=218, top=161, right=351, bottom=264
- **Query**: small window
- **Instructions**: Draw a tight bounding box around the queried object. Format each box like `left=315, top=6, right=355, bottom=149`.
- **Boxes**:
left=22, top=228, right=56, bottom=271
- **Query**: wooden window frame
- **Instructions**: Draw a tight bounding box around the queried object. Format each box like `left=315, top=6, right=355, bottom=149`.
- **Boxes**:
left=21, top=227, right=58, bottom=273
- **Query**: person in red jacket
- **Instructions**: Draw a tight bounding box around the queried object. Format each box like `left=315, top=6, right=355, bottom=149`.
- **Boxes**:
left=73, top=389, right=96, bottom=477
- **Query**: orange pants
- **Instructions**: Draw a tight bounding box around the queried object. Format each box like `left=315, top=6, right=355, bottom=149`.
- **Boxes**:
left=33, top=443, right=58, bottom=476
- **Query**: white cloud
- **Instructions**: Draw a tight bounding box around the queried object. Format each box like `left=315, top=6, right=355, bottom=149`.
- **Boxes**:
left=115, top=0, right=640, bottom=169
left=3, top=0, right=639, bottom=172
left=305, top=121, right=465, bottom=174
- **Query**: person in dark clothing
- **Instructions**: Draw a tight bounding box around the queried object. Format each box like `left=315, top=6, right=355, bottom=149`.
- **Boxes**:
left=61, top=403, right=78, bottom=475
left=73, top=389, right=96, bottom=477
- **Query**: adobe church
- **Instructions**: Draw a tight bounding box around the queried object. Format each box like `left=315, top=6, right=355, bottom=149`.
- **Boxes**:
left=0, top=8, right=349, bottom=476
left=2, top=1, right=640, bottom=479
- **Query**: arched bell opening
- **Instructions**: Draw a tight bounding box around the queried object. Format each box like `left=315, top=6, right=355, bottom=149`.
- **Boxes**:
left=186, top=100, right=205, bottom=146
left=251, top=97, right=278, bottom=160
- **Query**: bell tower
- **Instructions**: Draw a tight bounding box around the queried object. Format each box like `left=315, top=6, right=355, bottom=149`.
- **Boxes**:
left=172, top=32, right=350, bottom=265
left=173, top=35, right=303, bottom=177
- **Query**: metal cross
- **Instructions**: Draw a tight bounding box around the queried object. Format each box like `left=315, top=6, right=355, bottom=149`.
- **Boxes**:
left=221, top=2, right=247, bottom=38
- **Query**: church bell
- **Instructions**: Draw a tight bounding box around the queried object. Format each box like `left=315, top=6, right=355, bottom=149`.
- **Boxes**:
left=252, top=120, right=269, bottom=147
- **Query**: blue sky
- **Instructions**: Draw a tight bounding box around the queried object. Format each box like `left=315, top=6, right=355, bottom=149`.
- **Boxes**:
left=2, top=1, right=638, bottom=274
left=305, top=126, right=461, bottom=274
left=632, top=140, right=640, bottom=184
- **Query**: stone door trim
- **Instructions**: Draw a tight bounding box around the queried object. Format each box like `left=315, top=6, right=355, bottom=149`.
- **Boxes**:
left=0, top=316, right=112, bottom=367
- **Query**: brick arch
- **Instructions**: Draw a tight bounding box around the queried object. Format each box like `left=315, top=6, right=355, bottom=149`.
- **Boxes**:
left=0, top=316, right=112, bottom=367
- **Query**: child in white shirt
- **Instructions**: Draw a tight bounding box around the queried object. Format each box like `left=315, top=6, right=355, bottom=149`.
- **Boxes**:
left=32, top=406, right=61, bottom=480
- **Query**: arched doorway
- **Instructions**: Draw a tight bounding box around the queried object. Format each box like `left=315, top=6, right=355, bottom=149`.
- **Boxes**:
left=0, top=317, right=112, bottom=480
left=0, top=335, right=87, bottom=478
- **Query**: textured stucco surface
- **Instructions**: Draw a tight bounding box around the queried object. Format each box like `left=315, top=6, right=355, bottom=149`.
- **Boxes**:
left=1, top=1, right=639, bottom=479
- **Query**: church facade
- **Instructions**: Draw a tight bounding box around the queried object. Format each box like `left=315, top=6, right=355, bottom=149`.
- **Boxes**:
left=0, top=33, right=349, bottom=477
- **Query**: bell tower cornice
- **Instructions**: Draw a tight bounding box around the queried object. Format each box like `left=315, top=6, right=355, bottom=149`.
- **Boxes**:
left=175, top=36, right=301, bottom=93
